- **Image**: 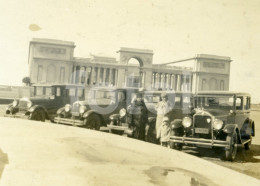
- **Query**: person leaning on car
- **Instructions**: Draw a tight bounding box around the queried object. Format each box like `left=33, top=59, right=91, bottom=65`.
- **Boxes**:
left=155, top=92, right=173, bottom=140
left=127, top=93, right=148, bottom=141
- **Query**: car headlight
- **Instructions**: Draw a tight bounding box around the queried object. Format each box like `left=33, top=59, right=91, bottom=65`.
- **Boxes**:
left=12, top=100, right=18, bottom=107
left=182, top=117, right=192, bottom=128
left=79, top=105, right=86, bottom=114
left=27, top=101, right=32, bottom=108
left=65, top=104, right=71, bottom=112
left=213, top=119, right=223, bottom=130
left=119, top=108, right=126, bottom=117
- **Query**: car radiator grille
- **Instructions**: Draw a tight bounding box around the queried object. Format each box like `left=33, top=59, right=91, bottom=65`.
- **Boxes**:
left=193, top=115, right=212, bottom=138
left=18, top=100, right=28, bottom=112
left=72, top=103, right=80, bottom=112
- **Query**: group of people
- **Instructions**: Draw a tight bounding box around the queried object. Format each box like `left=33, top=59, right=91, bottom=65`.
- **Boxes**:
left=127, top=92, right=173, bottom=147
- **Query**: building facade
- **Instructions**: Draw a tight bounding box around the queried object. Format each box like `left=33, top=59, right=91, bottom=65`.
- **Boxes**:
left=28, top=38, right=232, bottom=92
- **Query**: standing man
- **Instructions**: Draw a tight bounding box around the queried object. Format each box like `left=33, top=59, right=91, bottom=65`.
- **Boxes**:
left=127, top=93, right=148, bottom=141
left=155, top=92, right=173, bottom=141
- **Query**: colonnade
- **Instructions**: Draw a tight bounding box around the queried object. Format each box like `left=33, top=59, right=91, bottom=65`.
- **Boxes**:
left=152, top=72, right=192, bottom=91
left=71, top=65, right=118, bottom=87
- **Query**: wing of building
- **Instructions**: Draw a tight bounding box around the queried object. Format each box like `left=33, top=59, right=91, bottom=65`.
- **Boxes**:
left=28, top=38, right=232, bottom=92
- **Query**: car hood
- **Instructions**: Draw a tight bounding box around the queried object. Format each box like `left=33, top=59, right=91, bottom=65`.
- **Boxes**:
left=0, top=117, right=259, bottom=186
left=19, top=97, right=52, bottom=104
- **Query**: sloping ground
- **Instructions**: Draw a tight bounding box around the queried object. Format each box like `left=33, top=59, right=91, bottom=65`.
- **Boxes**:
left=0, top=117, right=259, bottom=186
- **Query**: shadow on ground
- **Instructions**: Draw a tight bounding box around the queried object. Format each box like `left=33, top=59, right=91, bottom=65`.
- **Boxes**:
left=182, top=144, right=260, bottom=163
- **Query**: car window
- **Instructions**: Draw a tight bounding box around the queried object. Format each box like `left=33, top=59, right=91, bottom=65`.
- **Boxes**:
left=56, top=87, right=61, bottom=96
left=118, top=91, right=126, bottom=102
left=235, top=97, right=243, bottom=110
left=69, top=88, right=76, bottom=96
left=245, top=97, right=251, bottom=110
left=195, top=96, right=234, bottom=110
left=77, top=89, right=84, bottom=97
left=94, top=90, right=116, bottom=105
left=35, top=87, right=44, bottom=96
left=45, top=87, right=52, bottom=96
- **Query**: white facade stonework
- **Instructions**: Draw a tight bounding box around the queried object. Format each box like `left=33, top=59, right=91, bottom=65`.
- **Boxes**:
left=28, top=38, right=231, bottom=92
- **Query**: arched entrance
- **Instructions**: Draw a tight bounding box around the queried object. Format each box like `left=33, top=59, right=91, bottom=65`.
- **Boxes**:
left=117, top=47, right=153, bottom=89
left=126, top=58, right=142, bottom=88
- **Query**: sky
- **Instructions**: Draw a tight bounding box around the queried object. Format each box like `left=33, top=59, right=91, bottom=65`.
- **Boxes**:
left=0, top=0, right=260, bottom=103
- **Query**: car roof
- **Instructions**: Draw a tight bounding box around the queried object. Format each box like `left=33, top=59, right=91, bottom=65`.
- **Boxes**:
left=195, top=91, right=250, bottom=97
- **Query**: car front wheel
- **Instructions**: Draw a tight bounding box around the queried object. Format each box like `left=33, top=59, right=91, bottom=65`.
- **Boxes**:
left=84, top=114, right=101, bottom=130
left=225, top=132, right=238, bottom=161
left=29, top=109, right=45, bottom=122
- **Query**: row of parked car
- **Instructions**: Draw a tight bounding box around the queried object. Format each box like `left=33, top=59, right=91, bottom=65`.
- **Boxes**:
left=4, top=84, right=255, bottom=161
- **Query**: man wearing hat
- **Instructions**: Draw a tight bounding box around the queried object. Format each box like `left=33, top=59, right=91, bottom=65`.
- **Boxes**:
left=155, top=92, right=173, bottom=142
left=127, top=92, right=148, bottom=141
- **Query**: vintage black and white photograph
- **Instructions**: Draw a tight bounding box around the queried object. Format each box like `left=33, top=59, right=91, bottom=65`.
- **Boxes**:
left=0, top=0, right=260, bottom=185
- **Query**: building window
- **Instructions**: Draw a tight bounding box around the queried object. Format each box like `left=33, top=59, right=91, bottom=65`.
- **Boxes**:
left=60, top=67, right=65, bottom=83
left=37, top=65, right=43, bottom=82
left=46, top=65, right=56, bottom=83
left=202, top=79, right=207, bottom=91
left=220, top=80, right=224, bottom=90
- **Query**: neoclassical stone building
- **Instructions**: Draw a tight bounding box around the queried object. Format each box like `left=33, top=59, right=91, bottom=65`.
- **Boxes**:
left=28, top=38, right=232, bottom=92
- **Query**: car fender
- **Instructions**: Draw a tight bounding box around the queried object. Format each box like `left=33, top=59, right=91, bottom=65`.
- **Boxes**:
left=28, top=105, right=48, bottom=116
left=223, top=124, right=242, bottom=144
left=223, top=124, right=238, bottom=134
left=109, top=114, right=120, bottom=121
left=57, top=107, right=65, bottom=115
left=248, top=119, right=255, bottom=137
left=171, top=119, right=183, bottom=129
left=83, top=110, right=106, bottom=126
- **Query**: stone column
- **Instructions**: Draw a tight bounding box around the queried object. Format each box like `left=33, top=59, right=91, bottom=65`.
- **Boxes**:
left=72, top=65, right=77, bottom=84
left=114, top=69, right=118, bottom=86
left=177, top=74, right=181, bottom=91
left=96, top=67, right=100, bottom=86
left=170, top=75, right=174, bottom=90
left=142, top=71, right=145, bottom=88
left=161, top=74, right=165, bottom=90
left=183, top=75, right=187, bottom=91
left=108, top=68, right=112, bottom=86
left=103, top=68, right=107, bottom=85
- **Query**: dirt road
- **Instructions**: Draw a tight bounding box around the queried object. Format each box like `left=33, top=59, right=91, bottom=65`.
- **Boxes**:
left=0, top=104, right=259, bottom=180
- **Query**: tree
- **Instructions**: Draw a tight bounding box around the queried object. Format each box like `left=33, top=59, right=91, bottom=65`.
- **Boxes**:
left=22, top=77, right=31, bottom=86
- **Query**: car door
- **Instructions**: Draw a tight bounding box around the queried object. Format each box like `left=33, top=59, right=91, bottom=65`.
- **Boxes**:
left=234, top=96, right=248, bottom=129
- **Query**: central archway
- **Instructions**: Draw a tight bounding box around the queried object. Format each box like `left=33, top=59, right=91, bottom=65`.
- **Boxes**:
left=126, top=58, right=141, bottom=88
left=117, top=47, right=153, bottom=89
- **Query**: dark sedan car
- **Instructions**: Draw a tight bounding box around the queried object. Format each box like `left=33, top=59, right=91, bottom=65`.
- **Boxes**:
left=108, top=91, right=193, bottom=140
left=170, top=91, right=255, bottom=161
left=5, top=84, right=85, bottom=122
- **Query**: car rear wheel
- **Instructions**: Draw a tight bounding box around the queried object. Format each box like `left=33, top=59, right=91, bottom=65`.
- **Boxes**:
left=84, top=114, right=101, bottom=130
left=169, top=130, right=183, bottom=150
left=29, top=109, right=45, bottom=122
left=225, top=132, right=237, bottom=161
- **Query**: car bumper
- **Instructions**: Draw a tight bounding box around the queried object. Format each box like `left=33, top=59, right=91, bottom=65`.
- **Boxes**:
left=54, top=117, right=84, bottom=126
left=107, top=123, right=131, bottom=135
left=169, top=136, right=241, bottom=149
left=4, top=113, right=29, bottom=119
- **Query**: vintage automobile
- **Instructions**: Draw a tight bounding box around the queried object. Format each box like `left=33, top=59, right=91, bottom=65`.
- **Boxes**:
left=54, top=87, right=139, bottom=130
left=169, top=91, right=255, bottom=161
left=108, top=90, right=193, bottom=141
left=5, top=84, right=85, bottom=122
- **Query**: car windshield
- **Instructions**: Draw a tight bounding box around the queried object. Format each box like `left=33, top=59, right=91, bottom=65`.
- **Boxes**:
left=195, top=95, right=234, bottom=110
left=91, top=90, right=116, bottom=105
left=35, top=86, right=53, bottom=97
